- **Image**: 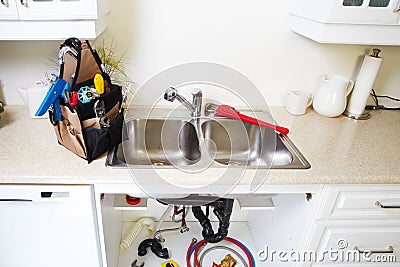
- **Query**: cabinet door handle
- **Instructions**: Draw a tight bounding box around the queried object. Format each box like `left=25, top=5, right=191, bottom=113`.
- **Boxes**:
left=375, top=201, right=400, bottom=209
left=41, top=192, right=70, bottom=198
left=354, top=246, right=394, bottom=254
left=20, top=0, right=27, bottom=7
left=1, top=0, right=8, bottom=7
left=0, top=199, right=32, bottom=202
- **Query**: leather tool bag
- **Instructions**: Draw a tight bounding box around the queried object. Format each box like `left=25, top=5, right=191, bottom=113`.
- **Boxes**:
left=51, top=37, right=123, bottom=163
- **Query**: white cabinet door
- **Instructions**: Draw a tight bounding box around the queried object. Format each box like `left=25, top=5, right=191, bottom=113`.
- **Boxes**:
left=0, top=0, right=109, bottom=39
left=0, top=0, right=19, bottom=20
left=300, top=185, right=400, bottom=267
left=289, top=0, right=400, bottom=44
left=329, top=0, right=400, bottom=25
left=0, top=185, right=102, bottom=267
left=305, top=222, right=400, bottom=266
left=317, top=185, right=400, bottom=221
left=16, top=0, right=98, bottom=20
left=291, top=0, right=400, bottom=24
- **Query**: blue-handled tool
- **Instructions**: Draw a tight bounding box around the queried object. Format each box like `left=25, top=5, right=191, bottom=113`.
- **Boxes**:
left=35, top=77, right=70, bottom=121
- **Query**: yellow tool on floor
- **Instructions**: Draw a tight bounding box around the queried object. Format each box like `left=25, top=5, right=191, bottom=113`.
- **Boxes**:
left=161, top=260, right=179, bottom=267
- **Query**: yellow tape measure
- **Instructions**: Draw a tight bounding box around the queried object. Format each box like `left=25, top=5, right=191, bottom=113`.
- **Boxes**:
left=161, top=260, right=179, bottom=267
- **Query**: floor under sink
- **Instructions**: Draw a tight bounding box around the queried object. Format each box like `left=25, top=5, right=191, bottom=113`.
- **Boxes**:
left=117, top=221, right=262, bottom=267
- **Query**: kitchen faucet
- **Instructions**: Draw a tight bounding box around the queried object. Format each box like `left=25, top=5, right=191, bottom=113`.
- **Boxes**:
left=164, top=87, right=202, bottom=117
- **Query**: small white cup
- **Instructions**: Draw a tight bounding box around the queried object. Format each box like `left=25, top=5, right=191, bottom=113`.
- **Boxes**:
left=285, top=90, right=313, bottom=115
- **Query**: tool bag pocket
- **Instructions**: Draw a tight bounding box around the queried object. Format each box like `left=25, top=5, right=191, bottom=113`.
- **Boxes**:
left=52, top=105, right=87, bottom=159
left=75, top=84, right=124, bottom=163
left=82, top=112, right=123, bottom=162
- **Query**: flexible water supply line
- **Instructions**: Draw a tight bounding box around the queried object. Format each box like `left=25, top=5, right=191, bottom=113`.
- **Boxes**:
left=188, top=237, right=256, bottom=267
left=120, top=217, right=155, bottom=251
left=154, top=205, right=173, bottom=243
left=199, top=245, right=249, bottom=267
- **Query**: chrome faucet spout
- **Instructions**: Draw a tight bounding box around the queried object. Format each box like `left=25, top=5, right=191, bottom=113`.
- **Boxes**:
left=164, top=87, right=202, bottom=117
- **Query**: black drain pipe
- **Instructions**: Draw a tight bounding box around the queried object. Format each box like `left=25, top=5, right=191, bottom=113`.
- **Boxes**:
left=192, top=198, right=234, bottom=243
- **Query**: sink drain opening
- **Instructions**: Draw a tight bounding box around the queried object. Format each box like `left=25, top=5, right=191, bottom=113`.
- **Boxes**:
left=226, top=161, right=242, bottom=166
left=152, top=161, right=166, bottom=166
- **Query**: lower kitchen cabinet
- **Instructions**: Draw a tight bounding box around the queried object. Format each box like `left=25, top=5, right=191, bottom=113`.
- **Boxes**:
left=2, top=184, right=398, bottom=266
left=316, top=185, right=400, bottom=221
left=95, top=190, right=320, bottom=267
left=95, top=185, right=400, bottom=267
left=299, top=185, right=400, bottom=267
left=303, top=222, right=400, bottom=267
left=0, top=185, right=102, bottom=267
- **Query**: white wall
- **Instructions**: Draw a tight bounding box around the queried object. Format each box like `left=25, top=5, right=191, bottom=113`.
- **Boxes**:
left=0, top=41, right=59, bottom=104
left=1, top=0, right=400, bottom=106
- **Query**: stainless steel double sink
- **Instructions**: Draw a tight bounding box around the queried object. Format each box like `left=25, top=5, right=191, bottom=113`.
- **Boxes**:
left=106, top=116, right=310, bottom=169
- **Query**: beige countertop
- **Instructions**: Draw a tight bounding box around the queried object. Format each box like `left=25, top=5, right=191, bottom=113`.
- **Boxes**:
left=0, top=105, right=399, bottom=186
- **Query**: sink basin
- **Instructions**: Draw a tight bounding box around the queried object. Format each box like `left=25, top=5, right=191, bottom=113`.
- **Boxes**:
left=107, top=119, right=201, bottom=167
left=202, top=119, right=286, bottom=167
left=201, top=119, right=310, bottom=169
left=106, top=117, right=310, bottom=169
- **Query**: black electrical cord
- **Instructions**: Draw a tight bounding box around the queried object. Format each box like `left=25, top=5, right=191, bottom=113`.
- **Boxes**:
left=366, top=89, right=400, bottom=110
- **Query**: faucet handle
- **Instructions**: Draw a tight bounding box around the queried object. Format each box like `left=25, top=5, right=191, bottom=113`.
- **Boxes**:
left=191, top=90, right=202, bottom=117
left=191, top=90, right=202, bottom=98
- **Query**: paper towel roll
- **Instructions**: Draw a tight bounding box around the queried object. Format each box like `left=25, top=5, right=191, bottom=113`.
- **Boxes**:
left=345, top=52, right=383, bottom=118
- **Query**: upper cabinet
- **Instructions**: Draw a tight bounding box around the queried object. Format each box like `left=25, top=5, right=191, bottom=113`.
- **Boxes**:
left=289, top=0, right=400, bottom=45
left=0, top=0, right=109, bottom=40
left=0, top=0, right=18, bottom=20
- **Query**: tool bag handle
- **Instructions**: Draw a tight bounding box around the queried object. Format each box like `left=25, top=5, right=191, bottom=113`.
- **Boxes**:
left=59, top=38, right=111, bottom=93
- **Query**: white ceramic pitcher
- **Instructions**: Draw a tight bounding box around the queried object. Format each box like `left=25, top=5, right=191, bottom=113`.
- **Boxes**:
left=313, top=74, right=354, bottom=117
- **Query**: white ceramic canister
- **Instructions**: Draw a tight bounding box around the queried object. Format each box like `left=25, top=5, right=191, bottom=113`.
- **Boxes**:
left=18, top=81, right=50, bottom=118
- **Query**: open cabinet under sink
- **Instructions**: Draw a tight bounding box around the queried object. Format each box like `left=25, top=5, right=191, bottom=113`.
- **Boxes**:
left=96, top=191, right=319, bottom=267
